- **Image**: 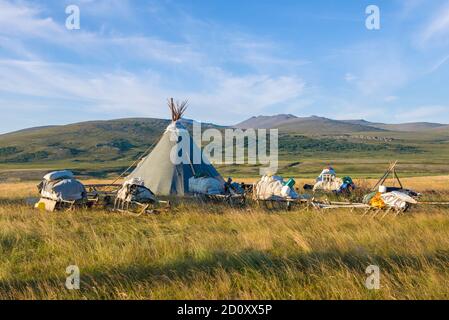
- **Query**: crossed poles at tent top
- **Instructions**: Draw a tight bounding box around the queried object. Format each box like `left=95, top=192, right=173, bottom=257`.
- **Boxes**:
left=371, top=160, right=403, bottom=192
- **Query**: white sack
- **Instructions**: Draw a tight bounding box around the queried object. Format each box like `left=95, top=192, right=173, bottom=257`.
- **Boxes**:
left=381, top=191, right=417, bottom=209
left=44, top=170, right=74, bottom=181
left=41, top=179, right=86, bottom=201
left=254, top=175, right=298, bottom=200
left=313, top=177, right=343, bottom=192
left=189, top=177, right=225, bottom=195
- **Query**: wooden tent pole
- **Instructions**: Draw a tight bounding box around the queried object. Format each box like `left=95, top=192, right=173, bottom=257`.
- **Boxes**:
left=372, top=160, right=399, bottom=191
left=187, top=153, right=196, bottom=176
left=372, top=161, right=393, bottom=191
left=393, top=167, right=403, bottom=189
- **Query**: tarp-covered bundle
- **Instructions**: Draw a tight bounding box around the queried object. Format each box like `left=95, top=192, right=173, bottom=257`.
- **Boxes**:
left=37, top=170, right=86, bottom=202
left=381, top=191, right=417, bottom=209
left=364, top=189, right=418, bottom=210
left=116, top=178, right=158, bottom=203
left=254, top=175, right=299, bottom=200
left=313, top=177, right=343, bottom=192
left=317, top=167, right=336, bottom=180
left=313, top=167, right=355, bottom=193
left=189, top=176, right=225, bottom=195
left=43, top=170, right=74, bottom=182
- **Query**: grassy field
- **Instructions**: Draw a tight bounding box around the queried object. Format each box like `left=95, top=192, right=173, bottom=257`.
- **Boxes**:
left=0, top=178, right=448, bottom=299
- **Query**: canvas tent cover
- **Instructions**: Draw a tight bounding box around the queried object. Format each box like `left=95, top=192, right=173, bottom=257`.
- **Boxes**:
left=128, top=121, right=224, bottom=196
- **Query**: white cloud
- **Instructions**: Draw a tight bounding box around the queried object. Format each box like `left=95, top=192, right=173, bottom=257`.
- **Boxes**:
left=333, top=110, right=383, bottom=121
left=0, top=58, right=306, bottom=125
left=226, top=36, right=309, bottom=72
left=190, top=71, right=305, bottom=122
left=0, top=0, right=310, bottom=130
left=0, top=59, right=173, bottom=114
left=393, top=105, right=449, bottom=122
left=429, top=54, right=449, bottom=73
left=0, top=35, right=37, bottom=59
left=341, top=42, right=409, bottom=97
left=344, top=72, right=357, bottom=82
left=397, top=0, right=428, bottom=19
left=0, top=0, right=61, bottom=38
left=358, top=62, right=407, bottom=96
left=0, top=0, right=201, bottom=66
left=384, top=95, right=399, bottom=102
left=3, top=0, right=448, bottom=131
left=418, top=2, right=449, bottom=45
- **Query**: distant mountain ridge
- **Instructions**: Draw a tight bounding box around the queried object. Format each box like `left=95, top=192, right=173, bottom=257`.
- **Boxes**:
left=235, top=114, right=447, bottom=133
left=235, top=115, right=385, bottom=133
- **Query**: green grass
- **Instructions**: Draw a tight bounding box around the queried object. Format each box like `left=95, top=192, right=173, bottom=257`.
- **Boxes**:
left=215, top=157, right=449, bottom=179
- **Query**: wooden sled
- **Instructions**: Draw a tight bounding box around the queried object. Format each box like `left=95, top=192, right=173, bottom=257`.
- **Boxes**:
left=192, top=192, right=246, bottom=207
left=35, top=197, right=87, bottom=212
left=311, top=201, right=372, bottom=215
left=255, top=197, right=311, bottom=211
left=360, top=204, right=411, bottom=219
left=311, top=199, right=410, bottom=218
left=113, top=196, right=170, bottom=216
left=84, top=184, right=122, bottom=208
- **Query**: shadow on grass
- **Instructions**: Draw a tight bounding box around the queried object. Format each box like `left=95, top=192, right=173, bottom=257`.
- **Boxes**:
left=0, top=198, right=30, bottom=206
left=1, top=248, right=448, bottom=298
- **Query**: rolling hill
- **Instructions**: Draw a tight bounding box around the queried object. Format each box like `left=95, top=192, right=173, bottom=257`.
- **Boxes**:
left=0, top=118, right=225, bottom=166
left=236, top=114, right=447, bottom=133
left=1, top=114, right=449, bottom=179
left=235, top=115, right=385, bottom=133
left=0, top=118, right=170, bottom=164
left=342, top=120, right=447, bottom=132
left=234, top=114, right=298, bottom=129
left=431, top=125, right=449, bottom=132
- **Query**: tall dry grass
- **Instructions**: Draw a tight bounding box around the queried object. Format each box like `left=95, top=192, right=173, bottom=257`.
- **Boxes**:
left=1, top=199, right=448, bottom=299
left=1, top=178, right=449, bottom=299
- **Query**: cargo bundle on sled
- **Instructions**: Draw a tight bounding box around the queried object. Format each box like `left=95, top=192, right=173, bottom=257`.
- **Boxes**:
left=114, top=178, right=169, bottom=216
left=35, top=170, right=87, bottom=211
left=306, top=166, right=355, bottom=195
left=253, top=175, right=310, bottom=210
left=189, top=174, right=246, bottom=206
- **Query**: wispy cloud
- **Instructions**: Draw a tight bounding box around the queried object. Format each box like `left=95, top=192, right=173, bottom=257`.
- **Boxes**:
left=428, top=54, right=449, bottom=73
left=336, top=41, right=409, bottom=98
left=344, top=72, right=357, bottom=82
left=393, top=105, right=449, bottom=122
left=384, top=95, right=399, bottom=102
left=418, top=1, right=449, bottom=45
left=1, top=0, right=449, bottom=132
left=0, top=0, right=61, bottom=38
left=0, top=0, right=309, bottom=131
left=0, top=58, right=306, bottom=126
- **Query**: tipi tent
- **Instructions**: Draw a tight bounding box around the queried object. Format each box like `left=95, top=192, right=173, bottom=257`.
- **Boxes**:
left=127, top=99, right=224, bottom=196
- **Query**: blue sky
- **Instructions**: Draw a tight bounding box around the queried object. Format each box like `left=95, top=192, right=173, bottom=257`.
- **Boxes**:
left=1, top=0, right=449, bottom=133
